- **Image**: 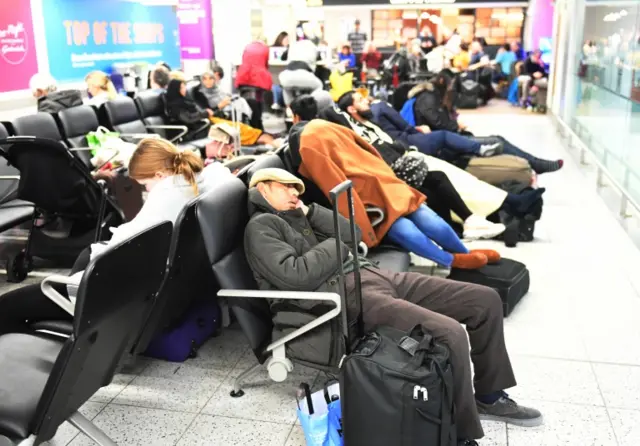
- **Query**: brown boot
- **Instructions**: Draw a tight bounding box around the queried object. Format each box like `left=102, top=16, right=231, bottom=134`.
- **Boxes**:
left=470, top=249, right=501, bottom=264
left=452, top=252, right=488, bottom=270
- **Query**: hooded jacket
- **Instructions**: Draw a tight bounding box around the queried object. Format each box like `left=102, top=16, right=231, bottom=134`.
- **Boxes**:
left=409, top=82, right=460, bottom=133
left=37, top=90, right=83, bottom=113
left=244, top=187, right=361, bottom=367
left=296, top=120, right=425, bottom=248
left=234, top=41, right=273, bottom=91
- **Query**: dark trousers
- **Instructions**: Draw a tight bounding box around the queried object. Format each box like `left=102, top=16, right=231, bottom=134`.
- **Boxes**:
left=420, top=171, right=472, bottom=226
left=0, top=247, right=91, bottom=334
left=346, top=269, right=517, bottom=440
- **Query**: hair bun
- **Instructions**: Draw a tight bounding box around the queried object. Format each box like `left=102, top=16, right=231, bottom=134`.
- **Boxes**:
left=174, top=151, right=184, bottom=169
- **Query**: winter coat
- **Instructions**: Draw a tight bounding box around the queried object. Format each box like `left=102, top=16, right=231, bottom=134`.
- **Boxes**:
left=296, top=119, right=425, bottom=248
left=37, top=90, right=83, bottom=113
left=234, top=41, right=273, bottom=91
left=165, top=79, right=210, bottom=126
left=409, top=82, right=460, bottom=133
left=244, top=187, right=361, bottom=367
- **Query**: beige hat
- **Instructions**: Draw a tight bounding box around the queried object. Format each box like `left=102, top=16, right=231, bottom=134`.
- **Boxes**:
left=249, top=168, right=305, bottom=194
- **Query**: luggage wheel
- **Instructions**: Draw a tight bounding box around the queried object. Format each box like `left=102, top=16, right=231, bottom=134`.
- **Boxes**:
left=6, top=250, right=32, bottom=283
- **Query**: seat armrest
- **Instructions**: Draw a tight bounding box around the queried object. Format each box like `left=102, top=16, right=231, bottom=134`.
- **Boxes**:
left=217, top=289, right=341, bottom=353
left=366, top=207, right=385, bottom=228
left=145, top=124, right=188, bottom=143
left=41, top=274, right=80, bottom=316
left=0, top=175, right=19, bottom=180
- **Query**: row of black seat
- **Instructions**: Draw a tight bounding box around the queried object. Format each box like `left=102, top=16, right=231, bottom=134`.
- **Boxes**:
left=0, top=140, right=412, bottom=443
left=0, top=90, right=208, bottom=170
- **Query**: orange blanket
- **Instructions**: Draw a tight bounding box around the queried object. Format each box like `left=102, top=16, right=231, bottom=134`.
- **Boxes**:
left=298, top=120, right=426, bottom=248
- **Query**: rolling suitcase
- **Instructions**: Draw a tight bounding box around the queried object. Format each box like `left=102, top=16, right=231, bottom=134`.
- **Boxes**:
left=329, top=181, right=457, bottom=446
left=447, top=258, right=530, bottom=317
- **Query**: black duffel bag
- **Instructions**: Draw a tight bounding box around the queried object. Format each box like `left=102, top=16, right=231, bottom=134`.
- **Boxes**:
left=341, top=325, right=457, bottom=446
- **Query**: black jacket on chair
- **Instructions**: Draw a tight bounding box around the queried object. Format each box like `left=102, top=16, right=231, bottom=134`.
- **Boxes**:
left=409, top=82, right=460, bottom=133
left=37, top=90, right=83, bottom=114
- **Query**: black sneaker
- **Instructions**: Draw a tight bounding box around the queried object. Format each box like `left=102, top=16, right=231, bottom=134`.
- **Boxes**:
left=458, top=440, right=479, bottom=446
left=476, top=391, right=543, bottom=427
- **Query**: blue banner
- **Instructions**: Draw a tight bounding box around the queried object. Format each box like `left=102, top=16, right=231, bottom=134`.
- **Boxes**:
left=43, top=0, right=180, bottom=82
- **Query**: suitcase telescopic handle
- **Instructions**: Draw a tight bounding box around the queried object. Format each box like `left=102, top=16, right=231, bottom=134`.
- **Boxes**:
left=330, top=180, right=364, bottom=353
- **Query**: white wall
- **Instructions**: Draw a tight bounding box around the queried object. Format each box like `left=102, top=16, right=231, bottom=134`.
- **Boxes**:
left=321, top=7, right=371, bottom=49
left=211, top=0, right=252, bottom=93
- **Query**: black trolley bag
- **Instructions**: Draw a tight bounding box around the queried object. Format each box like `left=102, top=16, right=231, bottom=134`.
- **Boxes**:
left=448, top=259, right=530, bottom=317
left=329, top=180, right=457, bottom=446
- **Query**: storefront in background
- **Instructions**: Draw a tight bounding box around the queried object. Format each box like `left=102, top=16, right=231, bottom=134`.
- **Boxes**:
left=371, top=7, right=524, bottom=47
left=307, top=0, right=527, bottom=49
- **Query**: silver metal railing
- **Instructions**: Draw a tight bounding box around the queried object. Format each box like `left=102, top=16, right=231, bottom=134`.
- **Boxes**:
left=551, top=111, right=640, bottom=219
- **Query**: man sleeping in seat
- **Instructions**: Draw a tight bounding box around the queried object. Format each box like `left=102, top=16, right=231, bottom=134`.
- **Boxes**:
left=244, top=167, right=543, bottom=446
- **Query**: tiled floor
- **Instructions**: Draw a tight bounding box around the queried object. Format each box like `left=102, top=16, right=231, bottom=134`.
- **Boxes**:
left=2, top=106, right=640, bottom=445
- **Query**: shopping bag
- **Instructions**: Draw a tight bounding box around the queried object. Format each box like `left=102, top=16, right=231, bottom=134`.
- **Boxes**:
left=86, top=126, right=121, bottom=156
left=86, top=126, right=136, bottom=169
left=296, top=382, right=343, bottom=446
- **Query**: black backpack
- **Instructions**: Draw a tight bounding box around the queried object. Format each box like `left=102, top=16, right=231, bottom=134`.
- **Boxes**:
left=456, top=78, right=481, bottom=109
left=330, top=181, right=456, bottom=446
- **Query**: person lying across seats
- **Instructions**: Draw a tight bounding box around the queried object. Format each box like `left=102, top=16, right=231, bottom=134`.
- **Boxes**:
left=164, top=79, right=280, bottom=148
left=294, top=96, right=506, bottom=240
left=338, top=90, right=503, bottom=159
left=288, top=119, right=502, bottom=269
left=407, top=70, right=563, bottom=174
left=193, top=68, right=254, bottom=124
left=318, top=100, right=545, bottom=234
left=245, top=167, right=543, bottom=445
left=0, top=138, right=233, bottom=335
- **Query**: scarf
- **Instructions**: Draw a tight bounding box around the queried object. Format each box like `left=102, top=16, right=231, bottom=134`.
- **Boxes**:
left=199, top=84, right=227, bottom=109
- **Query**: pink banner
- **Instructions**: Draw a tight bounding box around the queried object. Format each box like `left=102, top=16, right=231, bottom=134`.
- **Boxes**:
left=177, top=0, right=214, bottom=60
left=0, top=1, right=38, bottom=92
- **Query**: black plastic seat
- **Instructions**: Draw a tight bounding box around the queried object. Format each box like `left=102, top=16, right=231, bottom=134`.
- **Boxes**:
left=196, top=178, right=271, bottom=366
left=11, top=113, right=64, bottom=142
left=57, top=105, right=100, bottom=168
left=0, top=222, right=172, bottom=444
left=100, top=96, right=149, bottom=136
left=129, top=195, right=220, bottom=357
left=0, top=123, right=34, bottom=234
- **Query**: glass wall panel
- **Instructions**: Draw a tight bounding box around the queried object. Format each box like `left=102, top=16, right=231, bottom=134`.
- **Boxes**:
left=559, top=0, right=640, bottom=205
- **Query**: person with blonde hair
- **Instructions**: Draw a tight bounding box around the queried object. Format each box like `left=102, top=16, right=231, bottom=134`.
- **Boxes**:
left=170, top=70, right=187, bottom=82
left=84, top=71, right=118, bottom=106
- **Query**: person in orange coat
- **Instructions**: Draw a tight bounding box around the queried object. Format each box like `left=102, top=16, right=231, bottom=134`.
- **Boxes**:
left=296, top=120, right=496, bottom=269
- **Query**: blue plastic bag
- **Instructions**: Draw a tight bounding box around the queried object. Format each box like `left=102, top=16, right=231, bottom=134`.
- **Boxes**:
left=297, top=382, right=343, bottom=446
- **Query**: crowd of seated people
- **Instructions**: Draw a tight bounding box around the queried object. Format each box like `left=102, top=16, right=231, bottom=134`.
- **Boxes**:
left=0, top=38, right=566, bottom=446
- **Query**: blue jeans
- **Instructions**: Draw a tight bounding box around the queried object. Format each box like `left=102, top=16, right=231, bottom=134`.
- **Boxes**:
left=272, top=85, right=285, bottom=107
left=408, top=130, right=481, bottom=156
left=386, top=204, right=469, bottom=267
